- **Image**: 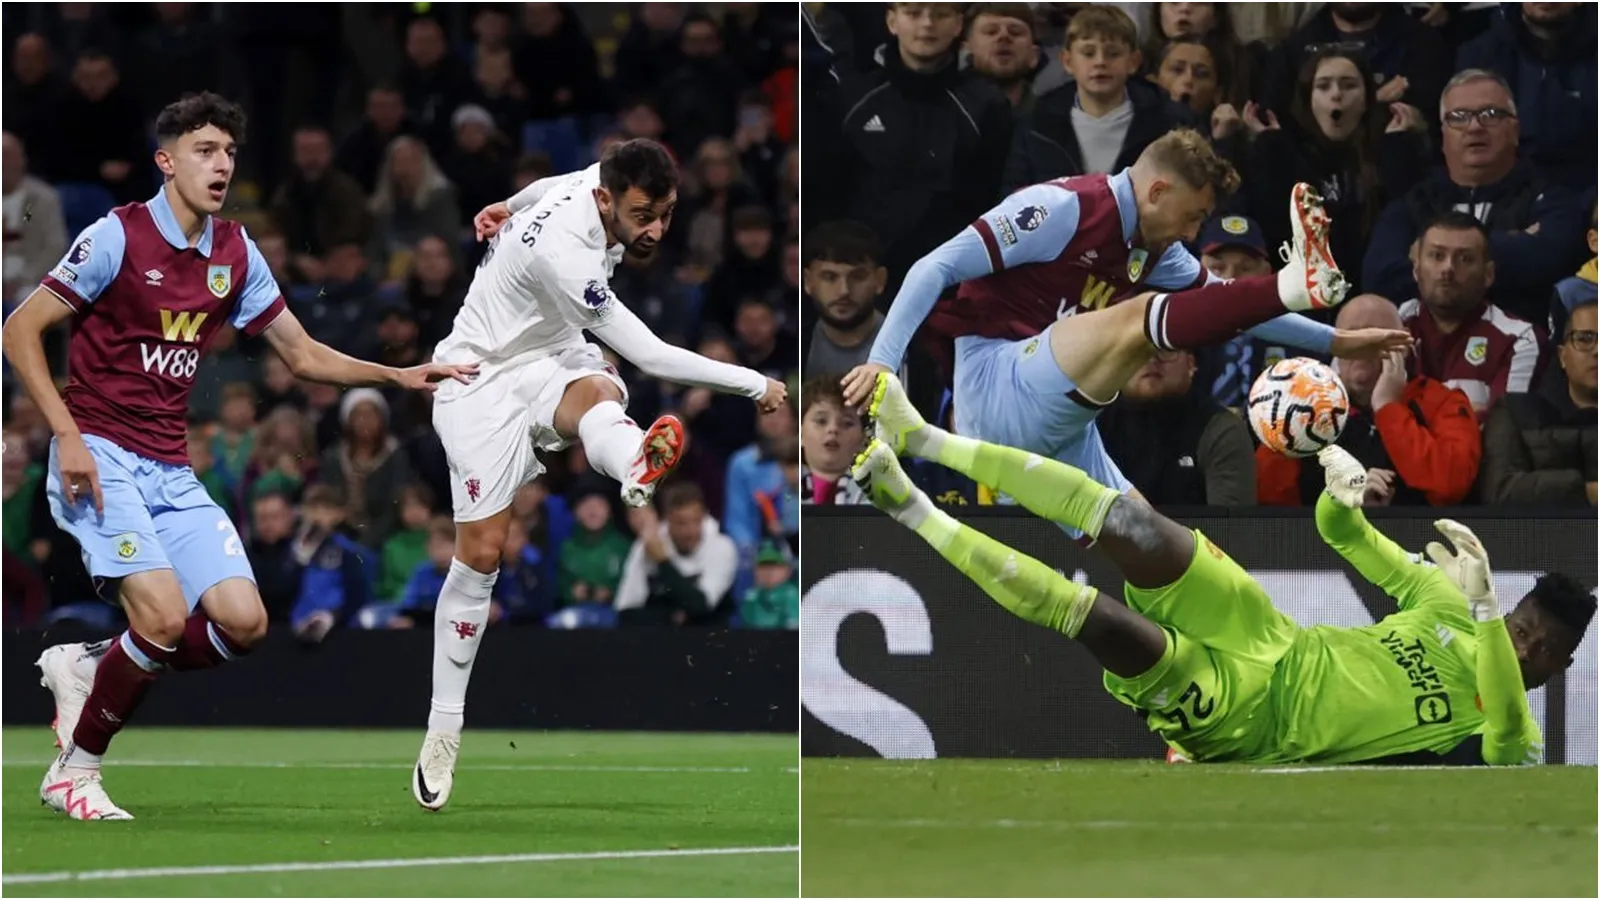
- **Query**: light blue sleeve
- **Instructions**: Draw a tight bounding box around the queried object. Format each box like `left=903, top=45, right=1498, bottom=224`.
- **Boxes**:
left=868, top=183, right=1081, bottom=370
left=1248, top=312, right=1336, bottom=355
left=1145, top=243, right=1205, bottom=290
left=44, top=216, right=127, bottom=308
left=231, top=229, right=286, bottom=332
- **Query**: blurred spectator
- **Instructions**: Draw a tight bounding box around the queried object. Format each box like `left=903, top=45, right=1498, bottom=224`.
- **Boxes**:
left=470, top=5, right=515, bottom=56
left=42, top=3, right=122, bottom=67
left=616, top=482, right=739, bottom=626
left=677, top=137, right=763, bottom=283
left=724, top=392, right=796, bottom=564
left=733, top=89, right=791, bottom=205
left=2, top=131, right=66, bottom=306
left=733, top=296, right=796, bottom=383
left=659, top=12, right=744, bottom=156
left=375, top=297, right=424, bottom=377
left=1400, top=212, right=1543, bottom=416
left=466, top=46, right=529, bottom=138
left=337, top=85, right=415, bottom=194
left=50, top=49, right=144, bottom=202
left=1265, top=2, right=1450, bottom=122
left=211, top=382, right=258, bottom=495
left=677, top=333, right=757, bottom=483
left=290, top=243, right=386, bottom=359
left=803, top=220, right=888, bottom=376
left=404, top=235, right=468, bottom=351
left=512, top=3, right=608, bottom=120
left=1101, top=349, right=1257, bottom=506
left=241, top=404, right=318, bottom=505
left=1192, top=215, right=1279, bottom=410
left=1259, top=295, right=1482, bottom=507
left=1480, top=301, right=1597, bottom=506
left=614, top=3, right=689, bottom=98
left=1246, top=48, right=1427, bottom=299
left=2, top=433, right=43, bottom=564
left=964, top=2, right=1042, bottom=114
left=1005, top=6, right=1191, bottom=192
left=816, top=1, right=1011, bottom=289
left=4, top=34, right=63, bottom=159
left=799, top=375, right=867, bottom=505
left=1141, top=2, right=1266, bottom=112
left=441, top=105, right=514, bottom=230
left=271, top=125, right=373, bottom=283
left=1148, top=36, right=1222, bottom=125
left=320, top=388, right=415, bottom=549
left=371, top=135, right=461, bottom=271
left=706, top=205, right=781, bottom=328
left=1456, top=3, right=1596, bottom=188
left=496, top=510, right=555, bottom=623
left=386, top=516, right=503, bottom=629
left=248, top=490, right=301, bottom=623
left=184, top=427, right=234, bottom=526
left=128, top=2, right=226, bottom=120
left=1363, top=68, right=1589, bottom=321
left=1550, top=203, right=1597, bottom=344
left=378, top=483, right=434, bottom=602
left=557, top=481, right=631, bottom=611
left=399, top=16, right=472, bottom=158
left=251, top=226, right=294, bottom=297
left=739, top=539, right=797, bottom=630
left=289, top=483, right=373, bottom=643
left=4, top=545, right=49, bottom=627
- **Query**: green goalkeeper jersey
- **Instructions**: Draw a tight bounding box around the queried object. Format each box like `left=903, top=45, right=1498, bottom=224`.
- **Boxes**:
left=1263, top=496, right=1543, bottom=766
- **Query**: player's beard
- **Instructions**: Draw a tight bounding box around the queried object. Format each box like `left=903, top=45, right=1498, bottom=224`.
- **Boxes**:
left=610, top=211, right=660, bottom=263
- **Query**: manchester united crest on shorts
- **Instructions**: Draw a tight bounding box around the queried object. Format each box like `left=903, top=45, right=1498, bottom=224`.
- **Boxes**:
left=465, top=477, right=481, bottom=502
left=207, top=265, right=232, bottom=299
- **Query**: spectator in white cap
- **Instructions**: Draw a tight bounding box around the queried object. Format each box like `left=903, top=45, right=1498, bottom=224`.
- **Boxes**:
left=442, top=103, right=514, bottom=231
left=321, top=388, right=416, bottom=549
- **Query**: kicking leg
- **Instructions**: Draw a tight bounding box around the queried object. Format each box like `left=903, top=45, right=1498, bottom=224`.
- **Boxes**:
left=852, top=441, right=1166, bottom=678
left=553, top=374, right=683, bottom=509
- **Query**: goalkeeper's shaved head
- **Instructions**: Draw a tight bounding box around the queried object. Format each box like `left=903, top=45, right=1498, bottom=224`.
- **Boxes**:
left=1508, top=573, right=1594, bottom=688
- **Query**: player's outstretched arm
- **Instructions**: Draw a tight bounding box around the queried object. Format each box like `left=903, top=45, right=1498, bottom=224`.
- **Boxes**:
left=842, top=183, right=1084, bottom=407
left=1313, top=446, right=1448, bottom=605
left=261, top=310, right=477, bottom=393
left=1423, top=521, right=1542, bottom=765
left=590, top=304, right=786, bottom=413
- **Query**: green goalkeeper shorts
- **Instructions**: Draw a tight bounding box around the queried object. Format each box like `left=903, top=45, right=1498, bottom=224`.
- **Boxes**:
left=1102, top=530, right=1300, bottom=761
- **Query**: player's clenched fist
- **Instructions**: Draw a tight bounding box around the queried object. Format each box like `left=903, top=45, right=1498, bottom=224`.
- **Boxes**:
left=474, top=202, right=513, bottom=241
left=841, top=363, right=889, bottom=409
left=756, top=377, right=788, bottom=414
left=1425, top=519, right=1500, bottom=622
left=56, top=433, right=104, bottom=513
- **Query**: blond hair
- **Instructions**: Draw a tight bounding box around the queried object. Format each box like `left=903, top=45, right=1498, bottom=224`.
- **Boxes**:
left=1139, top=129, right=1241, bottom=200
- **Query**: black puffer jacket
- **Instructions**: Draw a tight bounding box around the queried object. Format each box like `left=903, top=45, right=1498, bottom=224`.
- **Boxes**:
left=1478, top=376, right=1597, bottom=506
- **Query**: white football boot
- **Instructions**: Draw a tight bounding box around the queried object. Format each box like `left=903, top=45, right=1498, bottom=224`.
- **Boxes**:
left=40, top=752, right=133, bottom=820
left=413, top=731, right=461, bottom=811
left=37, top=640, right=109, bottom=749
left=1277, top=182, right=1349, bottom=311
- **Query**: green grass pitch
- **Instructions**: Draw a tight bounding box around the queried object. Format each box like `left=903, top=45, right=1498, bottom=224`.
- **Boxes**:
left=801, top=759, right=1597, bottom=897
left=2, top=728, right=797, bottom=897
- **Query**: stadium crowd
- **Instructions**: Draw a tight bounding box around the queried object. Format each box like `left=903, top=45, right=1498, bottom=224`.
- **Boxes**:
left=800, top=1, right=1596, bottom=512
left=2, top=2, right=800, bottom=634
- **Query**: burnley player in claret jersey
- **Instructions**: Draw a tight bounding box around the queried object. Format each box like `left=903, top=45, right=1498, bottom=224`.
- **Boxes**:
left=1, top=92, right=475, bottom=821
left=842, top=129, right=1411, bottom=541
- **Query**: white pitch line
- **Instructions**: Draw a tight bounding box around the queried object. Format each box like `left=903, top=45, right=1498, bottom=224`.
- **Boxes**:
left=1253, top=765, right=1517, bottom=774
left=2, top=845, right=799, bottom=886
left=829, top=817, right=1593, bottom=835
left=2, top=759, right=799, bottom=775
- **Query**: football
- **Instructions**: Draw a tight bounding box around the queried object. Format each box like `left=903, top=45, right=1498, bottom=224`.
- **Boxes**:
left=1247, top=357, right=1350, bottom=457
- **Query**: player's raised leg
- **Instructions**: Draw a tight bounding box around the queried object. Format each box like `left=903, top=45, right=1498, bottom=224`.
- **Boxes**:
left=553, top=374, right=684, bottom=509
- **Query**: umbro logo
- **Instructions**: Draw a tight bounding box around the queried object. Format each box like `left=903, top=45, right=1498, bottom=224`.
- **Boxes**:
left=863, top=115, right=886, bottom=133
left=144, top=270, right=164, bottom=286
left=1079, top=250, right=1098, bottom=264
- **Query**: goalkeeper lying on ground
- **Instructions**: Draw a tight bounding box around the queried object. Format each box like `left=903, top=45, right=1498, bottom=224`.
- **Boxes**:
left=854, top=372, right=1593, bottom=766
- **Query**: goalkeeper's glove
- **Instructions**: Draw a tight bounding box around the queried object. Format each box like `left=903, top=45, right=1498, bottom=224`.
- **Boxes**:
left=1317, top=445, right=1367, bottom=508
left=1424, top=518, right=1500, bottom=622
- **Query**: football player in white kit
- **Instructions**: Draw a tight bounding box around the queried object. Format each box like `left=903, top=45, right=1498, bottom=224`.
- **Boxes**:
left=413, top=139, right=787, bottom=810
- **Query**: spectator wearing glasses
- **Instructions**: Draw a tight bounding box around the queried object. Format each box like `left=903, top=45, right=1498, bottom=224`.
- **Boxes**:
left=1363, top=68, right=1590, bottom=324
left=1263, top=2, right=1450, bottom=123
left=1480, top=302, right=1598, bottom=507
left=1456, top=2, right=1596, bottom=189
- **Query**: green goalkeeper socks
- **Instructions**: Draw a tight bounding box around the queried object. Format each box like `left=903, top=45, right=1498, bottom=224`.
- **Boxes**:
left=916, top=428, right=1120, bottom=541
left=914, top=509, right=1097, bottom=638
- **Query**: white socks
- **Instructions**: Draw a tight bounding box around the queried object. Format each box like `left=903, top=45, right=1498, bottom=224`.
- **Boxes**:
left=578, top=401, right=644, bottom=483
left=428, top=558, right=498, bottom=737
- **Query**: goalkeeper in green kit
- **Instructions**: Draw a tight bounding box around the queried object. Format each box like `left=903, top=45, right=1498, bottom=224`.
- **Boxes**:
left=853, top=372, right=1593, bottom=766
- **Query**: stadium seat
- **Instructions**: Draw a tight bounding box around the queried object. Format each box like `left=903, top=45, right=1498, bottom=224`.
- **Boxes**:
left=54, top=182, right=117, bottom=238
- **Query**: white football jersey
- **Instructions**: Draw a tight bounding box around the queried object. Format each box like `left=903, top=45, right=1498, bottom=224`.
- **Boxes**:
left=434, top=163, right=626, bottom=369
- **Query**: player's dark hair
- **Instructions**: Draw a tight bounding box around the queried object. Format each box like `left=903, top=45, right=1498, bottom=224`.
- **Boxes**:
left=1421, top=210, right=1491, bottom=248
left=156, top=91, right=248, bottom=145
left=804, top=220, right=883, bottom=268
left=1528, top=573, right=1595, bottom=638
left=599, top=138, right=678, bottom=201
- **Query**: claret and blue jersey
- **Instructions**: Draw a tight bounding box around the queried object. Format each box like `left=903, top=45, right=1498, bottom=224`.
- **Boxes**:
left=35, top=187, right=285, bottom=608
